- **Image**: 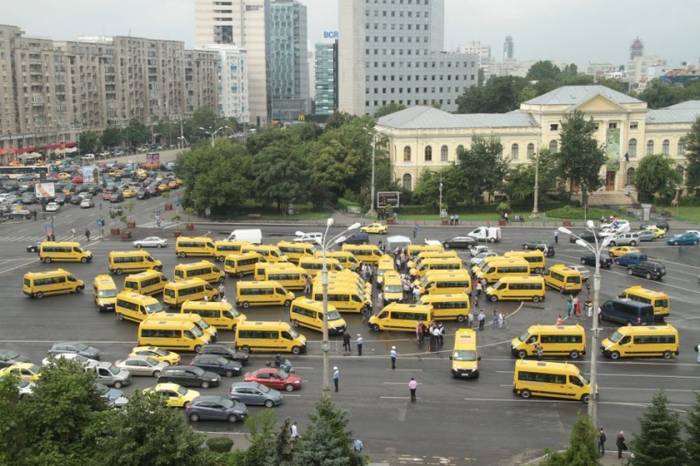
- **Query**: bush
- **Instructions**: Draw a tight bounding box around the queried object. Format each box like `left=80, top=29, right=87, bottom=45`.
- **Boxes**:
left=496, top=202, right=511, bottom=214
left=546, top=206, right=624, bottom=220
left=206, top=436, right=234, bottom=453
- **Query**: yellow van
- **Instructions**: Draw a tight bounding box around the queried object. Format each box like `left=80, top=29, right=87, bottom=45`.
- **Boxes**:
left=513, top=360, right=591, bottom=402
left=108, top=250, right=162, bottom=275
left=115, top=291, right=165, bottom=322
left=408, top=250, right=458, bottom=270
left=150, top=312, right=218, bottom=342
left=544, top=264, right=583, bottom=294
left=174, top=260, right=224, bottom=284
left=474, top=257, right=530, bottom=284
left=341, top=244, right=383, bottom=264
left=175, top=236, right=215, bottom=258
left=214, top=240, right=249, bottom=262
left=316, top=270, right=371, bottom=297
left=418, top=270, right=472, bottom=295
left=450, top=329, right=480, bottom=379
left=23, top=269, right=84, bottom=298
left=376, top=255, right=396, bottom=285
left=406, top=244, right=444, bottom=257
left=313, top=285, right=370, bottom=313
left=235, top=280, right=295, bottom=308
left=510, top=324, right=586, bottom=359
left=298, top=256, right=343, bottom=278
left=39, top=241, right=93, bottom=263
left=224, top=252, right=261, bottom=277
left=162, top=278, right=220, bottom=308
left=235, top=320, right=307, bottom=354
left=181, top=300, right=246, bottom=330
left=318, top=250, right=360, bottom=271
left=254, top=263, right=308, bottom=291
left=619, top=286, right=670, bottom=320
left=504, top=250, right=546, bottom=274
left=277, top=241, right=315, bottom=264
left=419, top=293, right=470, bottom=322
left=241, top=245, right=287, bottom=263
left=123, top=270, right=168, bottom=296
left=486, top=276, right=546, bottom=303
left=601, top=324, right=679, bottom=360
left=382, top=271, right=404, bottom=304
left=369, top=303, right=433, bottom=332
left=93, top=274, right=118, bottom=312
left=289, top=298, right=347, bottom=335
left=137, top=318, right=211, bottom=352
left=411, top=257, right=463, bottom=278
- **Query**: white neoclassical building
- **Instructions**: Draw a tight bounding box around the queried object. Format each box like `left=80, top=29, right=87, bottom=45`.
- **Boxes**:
left=376, top=85, right=700, bottom=200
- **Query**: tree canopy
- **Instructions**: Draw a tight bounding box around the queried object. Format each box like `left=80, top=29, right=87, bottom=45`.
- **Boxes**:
left=539, top=414, right=600, bottom=466
left=633, top=154, right=681, bottom=203
left=457, top=137, right=508, bottom=204
left=631, top=391, right=687, bottom=466
left=683, top=116, right=700, bottom=194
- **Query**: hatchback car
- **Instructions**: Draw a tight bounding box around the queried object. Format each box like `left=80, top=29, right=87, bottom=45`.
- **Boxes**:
left=80, top=198, right=94, bottom=209
left=185, top=395, right=248, bottom=423
left=132, top=236, right=168, bottom=248
left=636, top=230, right=656, bottom=242
left=45, top=202, right=60, bottom=212
left=443, top=236, right=477, bottom=249
left=47, top=342, right=100, bottom=360
left=243, top=367, right=302, bottom=392
left=143, top=383, right=200, bottom=408
left=115, top=356, right=168, bottom=377
left=628, top=261, right=666, bottom=281
left=229, top=381, right=283, bottom=407
left=361, top=223, right=388, bottom=234
left=608, top=232, right=640, bottom=247
left=666, top=232, right=699, bottom=246
left=579, top=255, right=612, bottom=269
left=129, top=346, right=181, bottom=365
left=0, top=349, right=29, bottom=368
left=190, top=354, right=242, bottom=377
left=199, top=344, right=250, bottom=365
left=521, top=241, right=555, bottom=257
left=41, top=352, right=96, bottom=367
left=157, top=365, right=221, bottom=388
left=0, top=362, right=42, bottom=382
left=608, top=246, right=640, bottom=258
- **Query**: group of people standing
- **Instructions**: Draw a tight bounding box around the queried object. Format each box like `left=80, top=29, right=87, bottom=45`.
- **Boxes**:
left=415, top=320, right=445, bottom=351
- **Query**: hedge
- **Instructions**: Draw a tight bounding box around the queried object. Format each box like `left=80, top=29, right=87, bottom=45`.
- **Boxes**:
left=206, top=436, right=234, bottom=453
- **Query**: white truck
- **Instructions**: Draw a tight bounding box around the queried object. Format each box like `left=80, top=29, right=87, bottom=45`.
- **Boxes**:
left=227, top=228, right=262, bottom=244
left=468, top=226, right=501, bottom=243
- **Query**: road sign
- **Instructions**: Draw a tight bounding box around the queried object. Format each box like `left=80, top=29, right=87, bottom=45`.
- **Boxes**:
left=377, top=191, right=400, bottom=208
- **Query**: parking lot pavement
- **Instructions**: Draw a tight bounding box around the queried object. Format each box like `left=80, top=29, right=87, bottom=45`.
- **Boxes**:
left=1, top=205, right=700, bottom=464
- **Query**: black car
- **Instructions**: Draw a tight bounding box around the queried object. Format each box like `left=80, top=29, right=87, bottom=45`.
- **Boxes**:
left=443, top=236, right=477, bottom=249
left=190, top=354, right=242, bottom=377
left=0, top=349, right=30, bottom=368
left=185, top=395, right=247, bottom=423
left=157, top=365, right=221, bottom=388
left=69, top=194, right=82, bottom=205
left=568, top=231, right=596, bottom=243
left=199, top=344, right=249, bottom=365
left=136, top=189, right=149, bottom=200
left=54, top=193, right=66, bottom=205
left=522, top=241, right=555, bottom=257
left=628, top=261, right=666, bottom=281
left=640, top=221, right=670, bottom=233
left=26, top=240, right=41, bottom=253
left=579, top=254, right=612, bottom=269
left=341, top=232, right=370, bottom=245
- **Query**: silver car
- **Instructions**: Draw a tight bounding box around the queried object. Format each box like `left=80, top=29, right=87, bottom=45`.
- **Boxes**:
left=132, top=236, right=168, bottom=248
left=229, top=381, right=283, bottom=408
left=115, top=356, right=168, bottom=377
left=608, top=232, right=640, bottom=247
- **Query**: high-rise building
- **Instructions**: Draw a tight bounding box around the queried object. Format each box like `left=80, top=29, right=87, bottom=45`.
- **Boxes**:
left=195, top=0, right=270, bottom=126
left=462, top=41, right=491, bottom=64
left=314, top=41, right=338, bottom=116
left=630, top=37, right=644, bottom=59
left=203, top=44, right=250, bottom=123
left=338, top=0, right=477, bottom=116
left=268, top=0, right=309, bottom=121
left=503, top=35, right=514, bottom=61
left=307, top=50, right=316, bottom=100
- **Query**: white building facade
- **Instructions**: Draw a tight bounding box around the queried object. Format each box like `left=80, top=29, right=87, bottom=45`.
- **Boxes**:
left=203, top=44, right=249, bottom=123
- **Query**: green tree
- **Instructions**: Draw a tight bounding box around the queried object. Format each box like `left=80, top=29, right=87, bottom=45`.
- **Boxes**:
left=555, top=111, right=606, bottom=208
left=374, top=102, right=407, bottom=118
left=292, top=395, right=364, bottom=466
left=325, top=112, right=355, bottom=130
left=252, top=143, right=310, bottom=210
left=539, top=414, right=600, bottom=466
left=504, top=150, right=558, bottom=206
left=683, top=116, right=700, bottom=194
left=238, top=410, right=278, bottom=466
left=79, top=130, right=99, bottom=154
left=686, top=393, right=700, bottom=465
left=0, top=374, right=25, bottom=464
left=413, top=165, right=464, bottom=210
left=631, top=391, right=687, bottom=466
left=124, top=119, right=149, bottom=146
left=526, top=60, right=562, bottom=82
left=457, top=136, right=508, bottom=204
left=100, top=126, right=123, bottom=148
left=633, top=154, right=681, bottom=203
left=637, top=80, right=688, bottom=109
left=456, top=76, right=530, bottom=113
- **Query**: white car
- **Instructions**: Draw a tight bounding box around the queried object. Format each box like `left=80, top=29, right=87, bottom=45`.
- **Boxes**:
left=293, top=232, right=323, bottom=245
left=41, top=352, right=97, bottom=367
left=686, top=230, right=700, bottom=237
left=469, top=245, right=491, bottom=257
left=567, top=265, right=591, bottom=281
left=470, top=251, right=497, bottom=266
left=45, top=202, right=60, bottom=212
left=114, top=356, right=168, bottom=377
left=132, top=236, right=168, bottom=248
left=80, top=198, right=94, bottom=209
left=17, top=380, right=34, bottom=398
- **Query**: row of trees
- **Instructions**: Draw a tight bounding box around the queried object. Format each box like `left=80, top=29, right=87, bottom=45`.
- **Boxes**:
left=0, top=361, right=364, bottom=466
left=540, top=392, right=700, bottom=466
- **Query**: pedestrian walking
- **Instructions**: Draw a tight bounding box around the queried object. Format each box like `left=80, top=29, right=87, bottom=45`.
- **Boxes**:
left=304, top=276, right=312, bottom=297
left=416, top=321, right=424, bottom=344
left=218, top=282, right=225, bottom=297
left=390, top=346, right=398, bottom=369
left=556, top=314, right=564, bottom=325
left=554, top=230, right=559, bottom=245
left=290, top=421, right=300, bottom=440
left=342, top=332, right=351, bottom=352
left=85, top=229, right=91, bottom=242
left=437, top=322, right=445, bottom=347
left=332, top=366, right=340, bottom=392
left=497, top=311, right=504, bottom=329
left=468, top=311, right=475, bottom=328
left=377, top=291, right=384, bottom=306
left=353, top=438, right=364, bottom=453
left=32, top=210, right=37, bottom=221
left=535, top=343, right=544, bottom=361
left=475, top=280, right=482, bottom=297
left=70, top=228, right=76, bottom=238
left=478, top=310, right=486, bottom=331
left=413, top=224, right=418, bottom=240
left=408, top=377, right=417, bottom=402
left=412, top=286, right=420, bottom=303
left=473, top=294, right=479, bottom=309
left=567, top=295, right=574, bottom=318
left=431, top=325, right=440, bottom=351
left=598, top=428, right=606, bottom=456
left=356, top=334, right=363, bottom=356
left=616, top=431, right=626, bottom=459
left=491, top=310, right=498, bottom=329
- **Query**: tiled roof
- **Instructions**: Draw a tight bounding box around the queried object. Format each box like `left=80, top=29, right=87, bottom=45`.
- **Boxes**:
left=377, top=106, right=537, bottom=130
left=663, top=100, right=700, bottom=110
left=523, top=85, right=642, bottom=106
left=646, top=108, right=700, bottom=124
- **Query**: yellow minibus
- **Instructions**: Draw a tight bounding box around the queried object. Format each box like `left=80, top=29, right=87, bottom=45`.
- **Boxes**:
left=175, top=236, right=215, bottom=258
left=174, top=260, right=224, bottom=284
left=115, top=291, right=165, bottom=322
left=181, top=300, right=246, bottom=330
left=601, top=324, right=679, bottom=360
left=224, top=252, right=261, bottom=277
left=368, top=303, right=433, bottom=332
left=234, top=321, right=307, bottom=354
left=235, top=280, right=295, bottom=308
left=108, top=250, right=162, bottom=275
left=513, top=360, right=590, bottom=402
left=277, top=241, right=315, bottom=264
left=511, top=324, right=586, bottom=359
left=123, top=270, right=168, bottom=296
left=486, top=276, right=545, bottom=303
left=23, top=269, right=84, bottom=298
left=618, top=286, right=670, bottom=320
left=544, top=264, right=583, bottom=294
left=289, top=298, right=347, bottom=335
left=162, top=278, right=220, bottom=308
left=93, top=274, right=118, bottom=312
left=39, top=241, right=92, bottom=263
left=137, top=318, right=211, bottom=352
left=214, top=240, right=249, bottom=262
left=419, top=293, right=470, bottom=322
left=450, top=329, right=480, bottom=379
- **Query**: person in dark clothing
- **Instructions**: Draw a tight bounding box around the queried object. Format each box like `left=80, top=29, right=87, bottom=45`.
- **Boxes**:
left=616, top=431, right=626, bottom=459
left=342, top=332, right=351, bottom=352
left=598, top=428, right=606, bottom=456
left=85, top=229, right=91, bottom=242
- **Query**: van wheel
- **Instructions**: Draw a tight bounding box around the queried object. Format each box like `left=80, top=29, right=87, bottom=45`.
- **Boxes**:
left=178, top=252, right=186, bottom=258
left=285, top=384, right=295, bottom=392
left=80, top=257, right=87, bottom=263
left=194, top=345, right=202, bottom=353
left=645, top=272, right=652, bottom=280
left=189, top=413, right=199, bottom=422
left=489, top=238, right=496, bottom=243
left=291, top=346, right=301, bottom=355
left=242, top=302, right=250, bottom=309
left=241, top=346, right=251, bottom=353
left=457, top=315, right=465, bottom=323
left=35, top=292, right=44, bottom=299
left=113, top=381, right=123, bottom=389
left=489, top=295, right=498, bottom=303
left=532, top=296, right=541, bottom=303
left=201, top=381, right=210, bottom=389
left=371, top=324, right=380, bottom=332
left=517, top=350, right=527, bottom=359
left=663, top=351, right=672, bottom=359
left=581, top=394, right=590, bottom=403
left=520, top=389, right=531, bottom=399
left=610, top=351, right=620, bottom=360
left=569, top=350, right=580, bottom=360
left=264, top=399, right=274, bottom=408
left=627, top=268, right=634, bottom=275
left=630, top=241, right=637, bottom=246
left=76, top=285, right=84, bottom=293
left=609, top=241, right=616, bottom=246
left=44, top=257, right=51, bottom=263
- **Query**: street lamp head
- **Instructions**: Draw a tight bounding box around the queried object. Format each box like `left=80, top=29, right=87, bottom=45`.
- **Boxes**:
left=326, top=218, right=334, bottom=227
left=332, top=235, right=347, bottom=245
left=586, top=220, right=595, bottom=230
left=575, top=239, right=589, bottom=248
left=558, top=226, right=572, bottom=235
left=347, top=222, right=361, bottom=231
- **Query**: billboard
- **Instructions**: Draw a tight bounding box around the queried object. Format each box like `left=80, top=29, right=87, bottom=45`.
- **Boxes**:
left=606, top=127, right=620, bottom=171
left=34, top=182, right=55, bottom=199
left=323, top=31, right=339, bottom=39
left=82, top=165, right=98, bottom=184
left=377, top=191, right=400, bottom=208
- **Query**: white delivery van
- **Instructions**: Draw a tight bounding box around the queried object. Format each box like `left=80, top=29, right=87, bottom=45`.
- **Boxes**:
left=468, top=226, right=501, bottom=243
left=227, top=229, right=263, bottom=245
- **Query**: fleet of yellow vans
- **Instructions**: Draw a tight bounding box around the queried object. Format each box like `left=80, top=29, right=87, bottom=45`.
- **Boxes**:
left=174, top=260, right=224, bottom=284
left=162, top=278, right=220, bottom=308
left=504, top=250, right=546, bottom=274
left=93, top=274, right=118, bottom=312
left=254, top=263, right=308, bottom=290
left=368, top=303, right=433, bottom=332
left=474, top=257, right=530, bottom=283
left=214, top=240, right=249, bottom=262
left=543, top=264, right=583, bottom=294
left=115, top=291, right=165, bottom=322
left=23, top=269, right=85, bottom=298
left=224, top=252, right=261, bottom=277
left=298, top=256, right=342, bottom=278
left=123, top=270, right=168, bottom=296
left=486, top=276, right=546, bottom=303
left=289, top=298, right=347, bottom=335
left=312, top=284, right=370, bottom=313
left=406, top=244, right=444, bottom=257
left=180, top=300, right=246, bottom=330
left=235, top=280, right=295, bottom=308
left=137, top=317, right=211, bottom=352
left=382, top=271, right=404, bottom=304
left=317, top=251, right=360, bottom=271
left=450, top=329, right=480, bottom=378
left=407, top=250, right=458, bottom=271
left=510, top=324, right=586, bottom=359
left=234, top=320, right=307, bottom=354
left=277, top=241, right=315, bottom=264
left=39, top=241, right=93, bottom=263
left=175, top=236, right=216, bottom=258
left=341, top=244, right=382, bottom=264
left=418, top=270, right=472, bottom=295
left=108, top=250, right=162, bottom=275
left=419, top=293, right=471, bottom=322
left=152, top=312, right=218, bottom=342
left=618, top=286, right=670, bottom=320
left=410, top=257, right=463, bottom=278
left=601, top=324, right=679, bottom=360
left=512, top=360, right=591, bottom=402
left=241, top=245, right=287, bottom=263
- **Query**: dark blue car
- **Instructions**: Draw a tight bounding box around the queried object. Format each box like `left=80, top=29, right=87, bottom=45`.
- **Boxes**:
left=615, top=252, right=648, bottom=267
left=666, top=232, right=699, bottom=246
left=190, top=354, right=242, bottom=377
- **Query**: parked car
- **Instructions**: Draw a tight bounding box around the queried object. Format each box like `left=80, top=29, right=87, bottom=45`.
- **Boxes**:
left=69, top=194, right=82, bottom=205
left=17, top=380, right=34, bottom=398
left=199, top=344, right=250, bottom=365
left=666, top=232, right=699, bottom=246
left=54, top=193, right=66, bottom=205
left=470, top=251, right=497, bottom=267
left=628, top=261, right=666, bottom=281
left=293, top=232, right=323, bottom=245
left=0, top=349, right=29, bottom=368
left=26, top=241, right=41, bottom=253
left=443, top=236, right=477, bottom=249
left=579, top=254, right=612, bottom=269
left=132, top=236, right=168, bottom=248
left=636, top=230, right=656, bottom=242
left=185, top=395, right=248, bottom=423
left=42, top=352, right=96, bottom=367
left=190, top=354, right=242, bottom=377
left=361, top=223, right=388, bottom=234
left=129, top=346, right=180, bottom=366
left=47, top=342, right=100, bottom=360
left=469, top=245, right=491, bottom=257
left=115, top=356, right=168, bottom=377
left=568, top=231, right=596, bottom=243
left=608, top=246, right=640, bottom=258
left=229, top=381, right=283, bottom=407
left=21, top=192, right=37, bottom=204
left=522, top=241, right=555, bottom=257
left=80, top=198, right=94, bottom=209
left=157, top=365, right=221, bottom=388
left=143, top=383, right=199, bottom=408
left=136, top=189, right=149, bottom=200
left=340, top=232, right=370, bottom=245
left=95, top=382, right=129, bottom=408
left=243, top=367, right=302, bottom=392
left=608, top=232, right=640, bottom=247
left=615, top=252, right=648, bottom=267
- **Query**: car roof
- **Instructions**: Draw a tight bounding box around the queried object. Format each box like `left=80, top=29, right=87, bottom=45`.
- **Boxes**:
left=193, top=395, right=228, bottom=403
left=232, top=381, right=261, bottom=389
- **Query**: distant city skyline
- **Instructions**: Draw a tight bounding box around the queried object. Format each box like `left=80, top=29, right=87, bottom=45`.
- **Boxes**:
left=2, top=0, right=699, bottom=66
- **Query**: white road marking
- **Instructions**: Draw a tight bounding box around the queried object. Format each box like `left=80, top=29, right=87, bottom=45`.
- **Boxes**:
left=383, top=381, right=422, bottom=385
left=380, top=396, right=421, bottom=400
left=463, top=397, right=692, bottom=408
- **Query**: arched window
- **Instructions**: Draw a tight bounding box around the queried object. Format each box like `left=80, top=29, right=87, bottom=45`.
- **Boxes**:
left=440, top=145, right=448, bottom=162
left=457, top=145, right=465, bottom=158
left=527, top=143, right=535, bottom=159
left=403, top=146, right=411, bottom=162
left=424, top=145, right=432, bottom=162
left=549, top=139, right=558, bottom=153
left=646, top=140, right=654, bottom=155
left=511, top=143, right=519, bottom=160
left=662, top=139, right=670, bottom=156
left=626, top=167, right=636, bottom=186
left=628, top=138, right=637, bottom=158
left=678, top=140, right=686, bottom=156
left=402, top=173, right=412, bottom=191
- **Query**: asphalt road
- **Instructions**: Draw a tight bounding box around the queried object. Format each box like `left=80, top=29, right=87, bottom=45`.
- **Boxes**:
left=1, top=200, right=700, bottom=465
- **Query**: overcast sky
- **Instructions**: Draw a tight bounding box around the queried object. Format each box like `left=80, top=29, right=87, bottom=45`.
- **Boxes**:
left=2, top=0, right=698, bottom=66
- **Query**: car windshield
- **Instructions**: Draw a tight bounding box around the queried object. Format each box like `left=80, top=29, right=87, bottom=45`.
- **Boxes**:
left=288, top=328, right=299, bottom=339
left=98, top=289, right=117, bottom=298
left=144, top=302, right=164, bottom=314
left=608, top=331, right=623, bottom=343
left=453, top=350, right=477, bottom=361
left=0, top=350, right=18, bottom=360
left=191, top=327, right=204, bottom=338
left=153, top=348, right=168, bottom=356
left=518, top=332, right=530, bottom=342
left=108, top=365, right=121, bottom=375
left=327, top=311, right=342, bottom=320
left=177, top=386, right=188, bottom=395
left=277, top=370, right=289, bottom=379
left=385, top=285, right=402, bottom=293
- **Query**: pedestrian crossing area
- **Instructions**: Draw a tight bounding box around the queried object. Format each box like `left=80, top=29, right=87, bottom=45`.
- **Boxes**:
left=0, top=233, right=104, bottom=243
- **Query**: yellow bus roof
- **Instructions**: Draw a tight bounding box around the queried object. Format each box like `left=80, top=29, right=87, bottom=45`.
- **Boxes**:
left=175, top=260, right=217, bottom=270
left=515, top=359, right=582, bottom=375
left=164, top=278, right=208, bottom=289
left=24, top=268, right=71, bottom=278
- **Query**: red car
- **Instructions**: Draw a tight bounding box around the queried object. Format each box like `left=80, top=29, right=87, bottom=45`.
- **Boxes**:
left=243, top=368, right=302, bottom=392
left=71, top=175, right=83, bottom=184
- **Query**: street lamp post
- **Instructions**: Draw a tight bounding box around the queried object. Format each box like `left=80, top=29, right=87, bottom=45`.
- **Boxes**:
left=199, top=126, right=230, bottom=148
left=367, top=133, right=377, bottom=218
left=532, top=154, right=540, bottom=215
left=559, top=221, right=610, bottom=428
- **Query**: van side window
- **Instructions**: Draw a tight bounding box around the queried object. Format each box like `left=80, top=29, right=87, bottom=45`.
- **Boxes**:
left=619, top=336, right=631, bottom=345
left=281, top=331, right=293, bottom=340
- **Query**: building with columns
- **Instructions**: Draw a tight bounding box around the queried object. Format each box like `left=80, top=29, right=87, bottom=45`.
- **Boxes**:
left=376, top=85, right=699, bottom=197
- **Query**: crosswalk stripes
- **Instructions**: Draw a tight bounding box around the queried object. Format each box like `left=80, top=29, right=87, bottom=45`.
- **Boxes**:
left=0, top=234, right=103, bottom=243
